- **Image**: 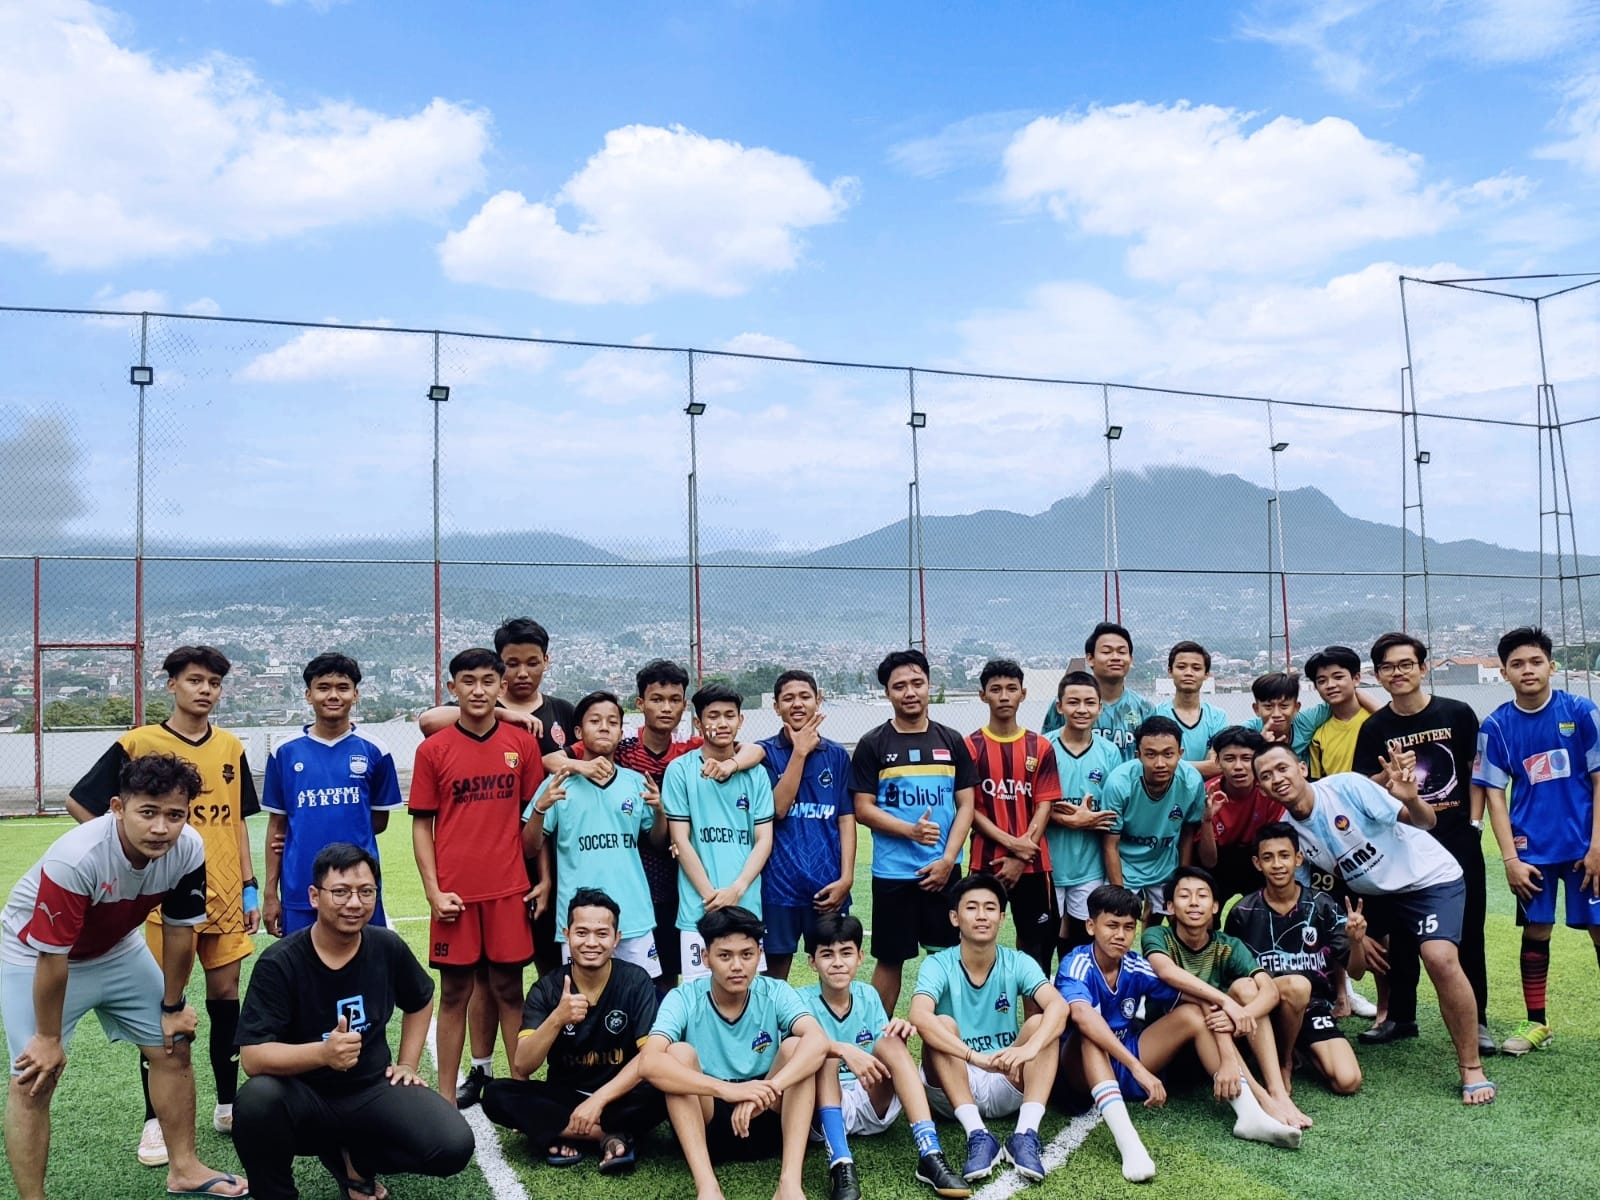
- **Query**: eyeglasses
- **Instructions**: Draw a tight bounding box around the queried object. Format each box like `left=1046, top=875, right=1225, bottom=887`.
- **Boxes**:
left=317, top=886, right=378, bottom=903
left=1376, top=659, right=1421, bottom=677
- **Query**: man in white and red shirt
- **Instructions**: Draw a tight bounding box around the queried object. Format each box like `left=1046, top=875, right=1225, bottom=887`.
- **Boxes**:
left=2, top=753, right=248, bottom=1200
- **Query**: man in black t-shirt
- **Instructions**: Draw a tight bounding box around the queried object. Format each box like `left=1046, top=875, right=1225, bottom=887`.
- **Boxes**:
left=233, top=844, right=473, bottom=1200
left=850, top=649, right=978, bottom=1014
left=482, top=888, right=665, bottom=1173
left=1351, top=633, right=1490, bottom=1053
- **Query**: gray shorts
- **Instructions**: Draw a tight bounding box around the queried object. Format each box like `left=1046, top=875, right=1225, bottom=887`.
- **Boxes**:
left=2, top=946, right=166, bottom=1071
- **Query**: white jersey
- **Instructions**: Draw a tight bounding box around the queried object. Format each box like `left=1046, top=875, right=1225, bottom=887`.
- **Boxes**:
left=1285, top=773, right=1462, bottom=896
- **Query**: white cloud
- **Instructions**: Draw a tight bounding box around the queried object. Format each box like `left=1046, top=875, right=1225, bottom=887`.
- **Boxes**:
left=237, top=322, right=549, bottom=385
left=718, top=332, right=802, bottom=359
left=1455, top=0, right=1599, bottom=63
left=1537, top=70, right=1600, bottom=174
left=438, top=124, right=855, bottom=303
left=888, top=111, right=1035, bottom=178
left=1000, top=102, right=1467, bottom=280
left=0, top=0, right=490, bottom=269
left=183, top=297, right=223, bottom=317
left=93, top=287, right=168, bottom=311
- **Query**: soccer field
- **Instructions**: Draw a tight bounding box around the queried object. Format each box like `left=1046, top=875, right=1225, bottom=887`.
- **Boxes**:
left=2, top=817, right=1597, bottom=1200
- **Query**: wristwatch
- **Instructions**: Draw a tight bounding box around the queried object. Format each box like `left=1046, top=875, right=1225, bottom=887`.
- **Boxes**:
left=160, top=995, right=187, bottom=1014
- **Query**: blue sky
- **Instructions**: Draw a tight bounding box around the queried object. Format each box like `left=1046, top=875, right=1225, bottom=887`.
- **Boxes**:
left=3, top=0, right=1599, bottom=556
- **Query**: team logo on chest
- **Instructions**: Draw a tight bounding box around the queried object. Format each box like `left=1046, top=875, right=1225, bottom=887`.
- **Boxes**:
left=1559, top=721, right=1576, bottom=736
left=1121, top=997, right=1137, bottom=1019
left=605, top=1010, right=627, bottom=1034
left=1333, top=814, right=1351, bottom=832
left=993, top=993, right=1011, bottom=1014
left=751, top=1030, right=774, bottom=1053
left=854, top=1028, right=875, bottom=1047
left=1024, top=756, right=1039, bottom=772
left=736, top=794, right=750, bottom=811
left=1302, top=925, right=1319, bottom=948
left=504, top=752, right=521, bottom=769
left=349, top=754, right=368, bottom=776
left=819, top=769, right=834, bottom=788
left=222, top=764, right=236, bottom=784
left=620, top=794, right=636, bottom=815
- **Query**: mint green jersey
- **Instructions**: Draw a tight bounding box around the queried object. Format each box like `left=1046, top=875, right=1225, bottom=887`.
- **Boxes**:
left=1102, top=760, right=1206, bottom=889
left=662, top=750, right=775, bottom=930
left=799, top=980, right=888, bottom=1082
left=650, top=974, right=812, bottom=1082
left=526, top=767, right=655, bottom=941
left=1244, top=701, right=1331, bottom=762
left=1044, top=733, right=1122, bottom=887
left=1152, top=701, right=1229, bottom=762
left=912, top=945, right=1049, bottom=1053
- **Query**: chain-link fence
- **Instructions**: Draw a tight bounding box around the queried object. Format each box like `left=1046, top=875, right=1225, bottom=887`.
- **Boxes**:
left=3, top=279, right=1596, bottom=810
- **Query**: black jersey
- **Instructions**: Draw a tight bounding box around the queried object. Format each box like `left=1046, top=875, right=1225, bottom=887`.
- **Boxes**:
left=1224, top=887, right=1349, bottom=1006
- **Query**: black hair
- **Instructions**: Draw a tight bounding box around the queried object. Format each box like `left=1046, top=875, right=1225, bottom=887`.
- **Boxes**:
left=311, top=842, right=381, bottom=886
left=1166, top=864, right=1218, bottom=899
left=691, top=682, right=743, bottom=717
left=303, top=652, right=361, bottom=687
left=1497, top=626, right=1553, bottom=663
left=1304, top=645, right=1361, bottom=681
left=1251, top=671, right=1301, bottom=704
left=1086, top=883, right=1142, bottom=920
left=567, top=886, right=621, bottom=927
left=494, top=618, right=550, bottom=654
left=1134, top=714, right=1184, bottom=749
left=1369, top=631, right=1427, bottom=671
left=1167, top=640, right=1212, bottom=671
left=978, top=659, right=1025, bottom=689
left=574, top=690, right=625, bottom=727
left=636, top=658, right=690, bottom=695
left=1056, top=669, right=1101, bottom=699
left=1084, top=622, right=1133, bottom=658
left=1251, top=742, right=1300, bottom=771
left=1210, top=725, right=1268, bottom=756
left=1253, top=821, right=1301, bottom=854
left=697, top=905, right=766, bottom=947
left=811, top=912, right=864, bottom=950
left=120, top=753, right=203, bottom=802
left=772, top=669, right=819, bottom=701
left=448, top=647, right=504, bottom=677
left=949, top=872, right=1009, bottom=911
left=876, top=648, right=930, bottom=687
left=162, top=645, right=230, bottom=679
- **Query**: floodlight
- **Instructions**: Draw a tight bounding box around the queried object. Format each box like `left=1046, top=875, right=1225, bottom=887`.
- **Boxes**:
left=428, top=385, right=450, bottom=403
left=684, top=401, right=707, bottom=416
left=1105, top=425, right=1123, bottom=440
left=1416, top=450, right=1431, bottom=464
left=909, top=411, right=927, bottom=429
left=1271, top=441, right=1289, bottom=453
left=129, top=366, right=154, bottom=386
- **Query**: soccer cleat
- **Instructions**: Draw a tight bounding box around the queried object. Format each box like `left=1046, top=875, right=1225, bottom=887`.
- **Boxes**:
left=137, top=1117, right=168, bottom=1167
left=1500, top=1020, right=1552, bottom=1056
left=455, top=1064, right=490, bottom=1108
left=962, top=1129, right=1003, bottom=1182
left=212, top=1103, right=233, bottom=1134
left=1004, top=1129, right=1047, bottom=1182
left=829, top=1160, right=862, bottom=1200
left=1344, top=980, right=1378, bottom=1019
left=915, top=1151, right=972, bottom=1198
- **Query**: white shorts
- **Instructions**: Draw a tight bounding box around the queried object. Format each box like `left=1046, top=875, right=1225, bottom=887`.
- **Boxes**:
left=1138, top=884, right=1167, bottom=916
left=2, top=946, right=166, bottom=1070
left=923, top=1063, right=1024, bottom=1121
left=561, top=933, right=662, bottom=979
left=1057, top=882, right=1103, bottom=922
left=680, top=929, right=766, bottom=982
left=811, top=1077, right=903, bottom=1141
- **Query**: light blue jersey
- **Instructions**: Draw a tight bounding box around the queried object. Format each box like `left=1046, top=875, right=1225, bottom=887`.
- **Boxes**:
left=1044, top=733, right=1122, bottom=888
left=1153, top=701, right=1229, bottom=763
left=1244, top=701, right=1333, bottom=763
left=1287, top=773, right=1462, bottom=895
left=1101, top=760, right=1206, bottom=890
left=913, top=945, right=1049, bottom=1053
left=526, top=767, right=655, bottom=941
left=799, top=980, right=887, bottom=1082
left=1095, top=690, right=1155, bottom=761
left=650, top=975, right=811, bottom=1082
left=662, top=750, right=775, bottom=929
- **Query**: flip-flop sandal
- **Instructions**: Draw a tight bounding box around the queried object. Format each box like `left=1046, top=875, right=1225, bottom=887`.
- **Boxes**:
left=334, top=1174, right=389, bottom=1200
left=1461, top=1080, right=1497, bottom=1105
left=546, top=1144, right=585, bottom=1167
left=165, top=1175, right=248, bottom=1199
left=597, top=1134, right=636, bottom=1176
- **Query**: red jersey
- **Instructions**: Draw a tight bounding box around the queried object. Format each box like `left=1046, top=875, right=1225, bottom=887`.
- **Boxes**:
left=408, top=721, right=544, bottom=902
left=1201, top=776, right=1286, bottom=849
left=966, top=728, right=1061, bottom=875
left=615, top=734, right=702, bottom=784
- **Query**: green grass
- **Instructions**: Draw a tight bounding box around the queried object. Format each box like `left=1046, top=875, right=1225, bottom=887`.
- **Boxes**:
left=3, top=818, right=1598, bottom=1200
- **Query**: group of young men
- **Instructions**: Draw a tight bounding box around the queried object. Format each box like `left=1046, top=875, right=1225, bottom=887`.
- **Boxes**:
left=4, top=617, right=1598, bottom=1200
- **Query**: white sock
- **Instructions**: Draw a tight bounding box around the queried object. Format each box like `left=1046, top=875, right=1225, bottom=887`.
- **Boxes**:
left=1015, top=1102, right=1045, bottom=1137
left=1091, top=1081, right=1154, bottom=1182
left=1227, top=1076, right=1301, bottom=1149
left=953, top=1104, right=985, bottom=1136
left=471, top=1056, right=493, bottom=1072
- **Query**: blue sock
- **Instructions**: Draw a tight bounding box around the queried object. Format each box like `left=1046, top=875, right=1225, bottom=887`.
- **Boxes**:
left=819, top=1105, right=852, bottom=1165
left=912, top=1119, right=941, bottom=1157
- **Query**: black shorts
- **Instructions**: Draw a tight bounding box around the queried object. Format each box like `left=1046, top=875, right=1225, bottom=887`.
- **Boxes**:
left=1296, top=1003, right=1347, bottom=1049
left=871, top=872, right=962, bottom=965
left=705, top=1098, right=783, bottom=1163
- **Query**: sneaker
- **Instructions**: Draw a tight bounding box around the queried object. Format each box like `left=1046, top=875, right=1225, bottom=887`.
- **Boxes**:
left=1501, top=1020, right=1553, bottom=1056
left=136, top=1117, right=168, bottom=1167
left=1478, top=1023, right=1498, bottom=1056
left=212, top=1103, right=233, bottom=1135
left=1345, top=980, right=1378, bottom=1019
left=962, top=1129, right=1002, bottom=1182
left=829, top=1160, right=862, bottom=1200
left=1003, top=1129, right=1046, bottom=1182
left=915, top=1151, right=973, bottom=1198
left=455, top=1064, right=490, bottom=1109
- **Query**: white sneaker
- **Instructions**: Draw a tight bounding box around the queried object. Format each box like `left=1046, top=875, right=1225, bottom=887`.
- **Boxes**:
left=1345, top=979, right=1377, bottom=1019
left=212, top=1103, right=234, bottom=1134
left=137, top=1117, right=168, bottom=1167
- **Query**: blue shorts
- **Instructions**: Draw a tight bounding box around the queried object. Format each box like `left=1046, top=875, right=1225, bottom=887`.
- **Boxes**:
left=1516, top=862, right=1600, bottom=929
left=1377, top=878, right=1466, bottom=945
left=283, top=896, right=387, bottom=936
left=2, top=945, right=166, bottom=1070
left=762, top=900, right=850, bottom=957
left=1111, top=1030, right=1148, bottom=1101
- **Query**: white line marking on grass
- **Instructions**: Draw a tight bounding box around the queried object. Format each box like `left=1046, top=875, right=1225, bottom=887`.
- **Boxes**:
left=969, top=1110, right=1103, bottom=1200
left=426, top=1017, right=530, bottom=1200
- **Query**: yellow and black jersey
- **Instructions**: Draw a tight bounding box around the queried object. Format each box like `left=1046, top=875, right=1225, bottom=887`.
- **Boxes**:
left=72, top=723, right=258, bottom=935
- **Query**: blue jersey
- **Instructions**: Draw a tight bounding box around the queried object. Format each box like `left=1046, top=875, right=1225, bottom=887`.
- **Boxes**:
left=759, top=732, right=854, bottom=907
left=1474, top=691, right=1600, bottom=864
left=650, top=975, right=812, bottom=1082
left=1153, top=701, right=1229, bottom=763
left=798, top=980, right=887, bottom=1082
left=913, top=945, right=1049, bottom=1053
left=1054, top=944, right=1175, bottom=1041
left=662, top=751, right=775, bottom=929
left=1287, top=774, right=1462, bottom=895
left=261, top=727, right=402, bottom=904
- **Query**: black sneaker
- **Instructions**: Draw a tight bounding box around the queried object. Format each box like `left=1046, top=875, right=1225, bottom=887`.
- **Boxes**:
left=455, top=1064, right=490, bottom=1108
left=830, top=1160, right=862, bottom=1200
left=915, top=1150, right=973, bottom=1198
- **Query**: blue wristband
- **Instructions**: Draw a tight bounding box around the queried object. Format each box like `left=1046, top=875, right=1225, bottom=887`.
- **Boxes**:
left=242, top=883, right=260, bottom=913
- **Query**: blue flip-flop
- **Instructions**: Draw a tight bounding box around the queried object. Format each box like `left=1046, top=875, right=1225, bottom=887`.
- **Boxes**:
left=545, top=1144, right=585, bottom=1167
left=1461, top=1080, right=1497, bottom=1105
left=166, top=1174, right=248, bottom=1198
left=598, top=1134, right=637, bottom=1175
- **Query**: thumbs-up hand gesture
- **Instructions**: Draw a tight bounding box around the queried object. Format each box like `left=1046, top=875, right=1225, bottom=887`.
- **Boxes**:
left=325, top=1015, right=362, bottom=1071
left=556, top=974, right=590, bottom=1026
left=911, top=809, right=942, bottom=846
